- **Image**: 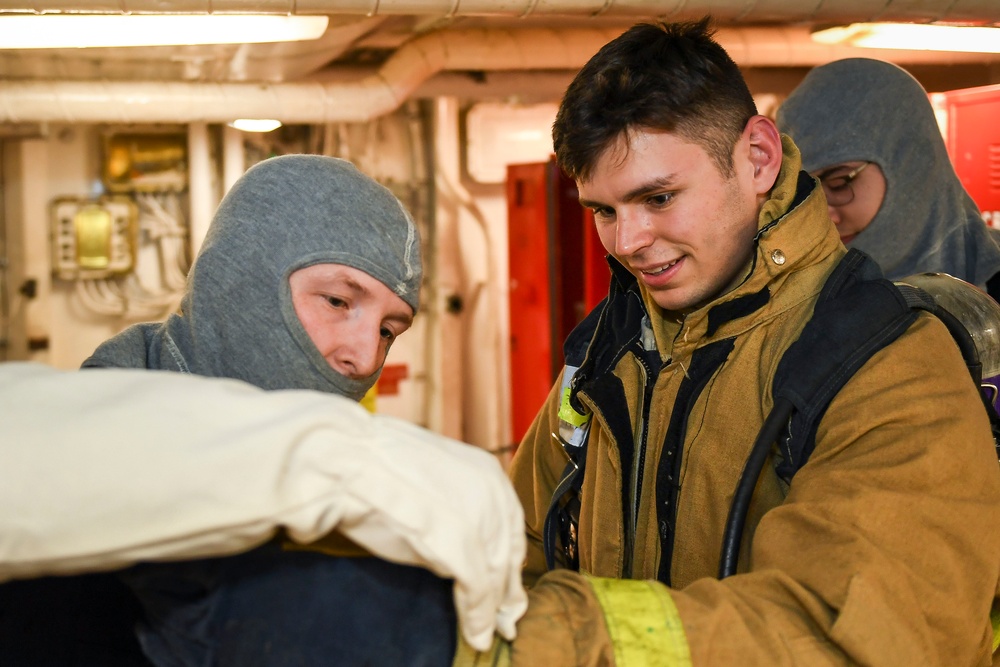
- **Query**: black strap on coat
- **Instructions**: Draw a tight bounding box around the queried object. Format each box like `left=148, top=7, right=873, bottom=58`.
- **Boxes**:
left=718, top=248, right=1000, bottom=579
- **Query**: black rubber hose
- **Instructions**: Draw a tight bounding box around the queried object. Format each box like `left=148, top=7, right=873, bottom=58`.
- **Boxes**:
left=719, top=294, right=992, bottom=580
left=718, top=397, right=795, bottom=579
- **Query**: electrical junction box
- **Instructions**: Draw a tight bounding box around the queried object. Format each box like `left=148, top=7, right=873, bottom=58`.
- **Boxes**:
left=51, top=197, right=139, bottom=280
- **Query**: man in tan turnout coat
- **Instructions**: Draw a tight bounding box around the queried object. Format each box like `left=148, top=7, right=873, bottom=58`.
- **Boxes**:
left=487, top=18, right=1000, bottom=667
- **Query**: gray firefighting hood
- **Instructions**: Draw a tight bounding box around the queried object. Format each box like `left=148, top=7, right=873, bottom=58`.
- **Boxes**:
left=777, top=57, right=1000, bottom=288
left=83, top=154, right=422, bottom=401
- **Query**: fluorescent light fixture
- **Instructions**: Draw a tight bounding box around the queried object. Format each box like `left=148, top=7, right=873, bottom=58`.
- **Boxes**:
left=812, top=23, right=1000, bottom=54
left=0, top=14, right=329, bottom=49
left=229, top=119, right=283, bottom=133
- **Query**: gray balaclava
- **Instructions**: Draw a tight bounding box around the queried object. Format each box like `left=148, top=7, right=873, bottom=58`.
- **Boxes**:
left=776, top=58, right=1000, bottom=287
left=83, top=154, right=422, bottom=401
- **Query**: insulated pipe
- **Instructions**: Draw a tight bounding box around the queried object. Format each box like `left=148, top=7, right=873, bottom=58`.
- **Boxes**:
left=221, top=124, right=245, bottom=196
left=0, top=27, right=622, bottom=124
left=0, top=25, right=992, bottom=125
left=6, top=0, right=999, bottom=24
left=187, top=122, right=214, bottom=257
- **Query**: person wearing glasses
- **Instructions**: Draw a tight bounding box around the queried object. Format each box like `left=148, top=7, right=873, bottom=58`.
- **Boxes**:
left=777, top=57, right=1000, bottom=300
left=805, top=161, right=874, bottom=245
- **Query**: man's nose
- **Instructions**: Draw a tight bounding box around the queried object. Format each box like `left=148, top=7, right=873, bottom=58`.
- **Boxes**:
left=827, top=203, right=842, bottom=224
left=615, top=212, right=654, bottom=257
left=331, top=326, right=383, bottom=379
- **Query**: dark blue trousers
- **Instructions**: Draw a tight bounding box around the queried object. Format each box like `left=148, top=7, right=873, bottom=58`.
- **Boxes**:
left=123, top=542, right=458, bottom=667
left=0, top=543, right=457, bottom=667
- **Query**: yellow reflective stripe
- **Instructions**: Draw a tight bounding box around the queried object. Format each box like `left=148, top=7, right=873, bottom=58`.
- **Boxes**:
left=588, top=575, right=692, bottom=667
left=991, top=598, right=1000, bottom=653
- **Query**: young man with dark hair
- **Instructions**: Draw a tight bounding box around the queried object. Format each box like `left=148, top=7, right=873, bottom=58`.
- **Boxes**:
left=495, top=19, right=1000, bottom=665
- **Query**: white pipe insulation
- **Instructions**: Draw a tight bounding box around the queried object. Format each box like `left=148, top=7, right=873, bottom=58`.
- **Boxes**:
left=0, top=24, right=995, bottom=124
left=0, top=27, right=621, bottom=124
left=221, top=124, right=246, bottom=195
left=186, top=122, right=215, bottom=257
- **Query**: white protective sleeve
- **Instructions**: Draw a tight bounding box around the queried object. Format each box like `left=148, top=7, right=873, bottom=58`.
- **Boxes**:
left=0, top=362, right=527, bottom=651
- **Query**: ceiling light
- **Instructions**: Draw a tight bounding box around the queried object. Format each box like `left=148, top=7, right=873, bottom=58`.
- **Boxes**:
left=812, top=23, right=1000, bottom=54
left=0, top=14, right=329, bottom=49
left=229, top=119, right=283, bottom=133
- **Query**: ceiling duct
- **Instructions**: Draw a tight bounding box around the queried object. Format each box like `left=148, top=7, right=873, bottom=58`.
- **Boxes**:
left=1, top=24, right=998, bottom=124
left=0, top=27, right=619, bottom=123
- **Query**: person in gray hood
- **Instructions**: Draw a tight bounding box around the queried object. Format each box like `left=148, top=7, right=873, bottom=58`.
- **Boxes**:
left=83, top=152, right=421, bottom=399
left=3, top=154, right=462, bottom=667
left=776, top=57, right=1000, bottom=299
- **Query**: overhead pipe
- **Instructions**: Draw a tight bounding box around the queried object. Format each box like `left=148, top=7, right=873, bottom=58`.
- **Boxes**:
left=0, top=27, right=621, bottom=123
left=0, top=24, right=996, bottom=124
left=6, top=0, right=1000, bottom=24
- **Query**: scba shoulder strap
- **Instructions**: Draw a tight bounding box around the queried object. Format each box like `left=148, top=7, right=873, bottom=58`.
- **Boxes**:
left=719, top=248, right=1000, bottom=578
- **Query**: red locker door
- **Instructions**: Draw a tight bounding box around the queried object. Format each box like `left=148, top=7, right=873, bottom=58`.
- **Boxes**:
left=507, top=162, right=555, bottom=444
left=507, top=159, right=610, bottom=445
left=938, top=83, right=1000, bottom=228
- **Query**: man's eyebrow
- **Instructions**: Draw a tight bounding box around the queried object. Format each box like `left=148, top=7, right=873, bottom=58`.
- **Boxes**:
left=336, top=276, right=414, bottom=326
left=387, top=310, right=414, bottom=327
left=579, top=175, right=680, bottom=209
left=337, top=276, right=369, bottom=296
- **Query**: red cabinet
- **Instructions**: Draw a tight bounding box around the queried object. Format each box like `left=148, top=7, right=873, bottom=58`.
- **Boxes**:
left=507, top=158, right=609, bottom=445
left=935, top=83, right=1000, bottom=228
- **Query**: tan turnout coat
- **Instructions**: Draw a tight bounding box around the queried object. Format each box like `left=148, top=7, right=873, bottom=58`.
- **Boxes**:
left=510, top=139, right=1000, bottom=666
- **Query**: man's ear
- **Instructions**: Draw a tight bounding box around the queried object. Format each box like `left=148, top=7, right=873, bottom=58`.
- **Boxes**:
left=743, top=115, right=782, bottom=196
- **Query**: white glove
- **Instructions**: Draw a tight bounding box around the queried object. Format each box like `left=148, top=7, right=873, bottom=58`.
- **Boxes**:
left=0, top=362, right=527, bottom=652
